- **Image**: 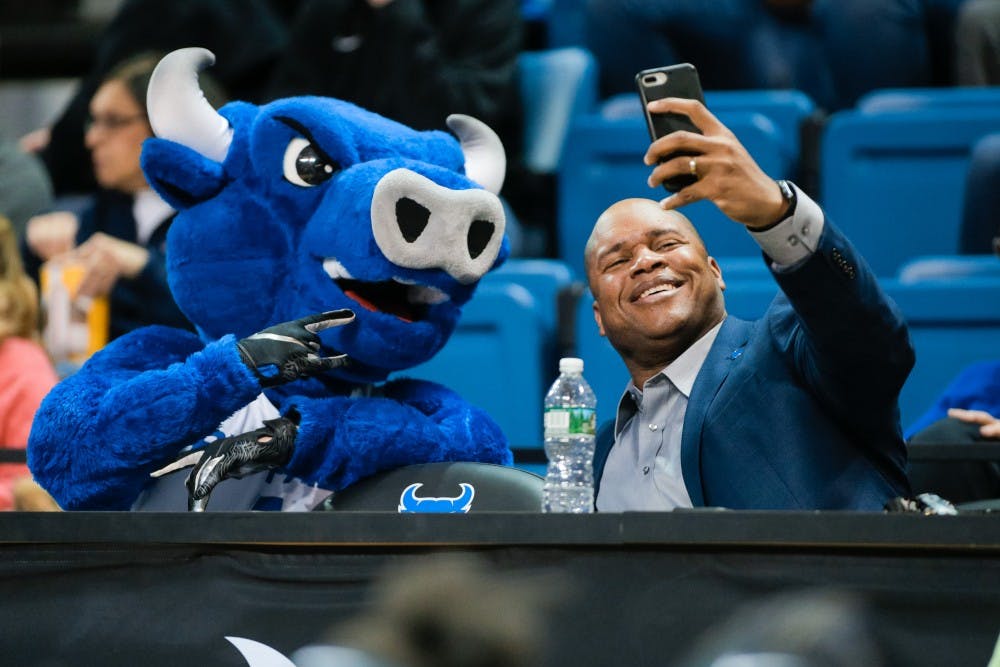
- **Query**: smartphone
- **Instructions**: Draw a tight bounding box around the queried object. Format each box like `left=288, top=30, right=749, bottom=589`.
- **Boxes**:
left=635, top=63, right=705, bottom=192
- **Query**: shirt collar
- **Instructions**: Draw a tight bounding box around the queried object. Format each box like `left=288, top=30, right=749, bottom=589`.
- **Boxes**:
left=613, top=318, right=726, bottom=434
left=132, top=188, right=174, bottom=245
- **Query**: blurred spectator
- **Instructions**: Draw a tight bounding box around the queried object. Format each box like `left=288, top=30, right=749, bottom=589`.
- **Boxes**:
left=294, top=553, right=563, bottom=667
left=0, top=215, right=58, bottom=511
left=905, top=360, right=1000, bottom=503
left=21, top=52, right=199, bottom=343
left=265, top=0, right=522, bottom=145
left=954, top=0, right=1000, bottom=85
left=0, top=141, right=54, bottom=242
left=671, top=589, right=885, bottom=667
left=584, top=0, right=969, bottom=111
left=21, top=0, right=285, bottom=196
left=263, top=0, right=540, bottom=255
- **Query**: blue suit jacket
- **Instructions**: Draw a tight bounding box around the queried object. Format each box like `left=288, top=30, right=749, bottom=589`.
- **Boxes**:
left=594, top=220, right=914, bottom=510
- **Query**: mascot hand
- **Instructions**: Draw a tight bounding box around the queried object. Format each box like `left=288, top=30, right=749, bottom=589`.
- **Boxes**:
left=237, top=309, right=355, bottom=387
left=152, top=417, right=299, bottom=511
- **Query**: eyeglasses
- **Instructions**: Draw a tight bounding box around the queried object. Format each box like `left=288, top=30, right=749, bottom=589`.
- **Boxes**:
left=84, top=113, right=147, bottom=133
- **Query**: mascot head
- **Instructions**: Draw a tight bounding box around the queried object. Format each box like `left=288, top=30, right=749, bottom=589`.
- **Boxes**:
left=141, top=48, right=509, bottom=383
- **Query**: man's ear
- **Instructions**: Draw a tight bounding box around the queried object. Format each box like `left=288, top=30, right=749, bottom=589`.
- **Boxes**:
left=592, top=300, right=605, bottom=337
left=708, top=256, right=726, bottom=292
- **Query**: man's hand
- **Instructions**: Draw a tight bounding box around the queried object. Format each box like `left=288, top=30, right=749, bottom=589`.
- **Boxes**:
left=642, top=97, right=788, bottom=229
left=238, top=310, right=355, bottom=387
left=948, top=408, right=1000, bottom=439
left=151, top=417, right=299, bottom=511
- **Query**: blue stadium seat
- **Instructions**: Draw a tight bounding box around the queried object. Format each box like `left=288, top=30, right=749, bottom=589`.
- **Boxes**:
left=857, top=86, right=1000, bottom=114
left=482, top=258, right=576, bottom=333
left=545, top=0, right=587, bottom=47
left=481, top=259, right=577, bottom=411
left=601, top=88, right=816, bottom=162
left=884, top=277, right=1000, bottom=429
left=713, top=255, right=771, bottom=284
left=819, top=104, right=1000, bottom=276
left=402, top=282, right=547, bottom=449
left=898, top=254, right=1000, bottom=283
left=518, top=47, right=598, bottom=173
left=557, top=109, right=794, bottom=278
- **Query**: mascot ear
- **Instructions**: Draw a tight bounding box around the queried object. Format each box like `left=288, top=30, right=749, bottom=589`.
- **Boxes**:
left=140, top=138, right=227, bottom=210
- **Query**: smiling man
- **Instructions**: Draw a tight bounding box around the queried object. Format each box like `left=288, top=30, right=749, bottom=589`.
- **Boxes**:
left=584, top=98, right=915, bottom=511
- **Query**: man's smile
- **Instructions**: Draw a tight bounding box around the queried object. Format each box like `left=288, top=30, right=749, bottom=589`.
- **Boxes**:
left=630, top=276, right=684, bottom=303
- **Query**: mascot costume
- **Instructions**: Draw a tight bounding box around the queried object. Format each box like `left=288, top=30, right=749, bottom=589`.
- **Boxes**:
left=28, top=48, right=513, bottom=511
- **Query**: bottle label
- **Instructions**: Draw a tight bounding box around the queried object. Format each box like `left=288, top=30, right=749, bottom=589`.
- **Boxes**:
left=544, top=407, right=596, bottom=436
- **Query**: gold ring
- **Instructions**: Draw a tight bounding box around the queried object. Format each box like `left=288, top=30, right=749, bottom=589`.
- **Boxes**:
left=689, top=157, right=698, bottom=178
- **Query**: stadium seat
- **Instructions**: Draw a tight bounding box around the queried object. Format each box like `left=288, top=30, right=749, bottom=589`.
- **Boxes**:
left=601, top=88, right=816, bottom=162
left=557, top=109, right=794, bottom=278
left=898, top=254, right=1000, bottom=283
left=545, top=0, right=587, bottom=47
left=884, top=277, right=1000, bottom=429
left=819, top=104, right=1000, bottom=276
left=857, top=86, right=1000, bottom=114
left=482, top=258, right=576, bottom=332
left=713, top=255, right=771, bottom=284
left=518, top=46, right=598, bottom=174
left=317, top=461, right=544, bottom=512
left=402, top=281, right=547, bottom=449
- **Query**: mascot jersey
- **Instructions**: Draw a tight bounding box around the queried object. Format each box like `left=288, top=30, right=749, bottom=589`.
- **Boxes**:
left=27, top=48, right=514, bottom=511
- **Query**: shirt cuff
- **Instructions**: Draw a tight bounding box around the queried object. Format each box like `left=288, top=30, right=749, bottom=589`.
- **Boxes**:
left=746, top=183, right=824, bottom=268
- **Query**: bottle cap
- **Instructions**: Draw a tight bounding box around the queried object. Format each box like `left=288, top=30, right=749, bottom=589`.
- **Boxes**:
left=559, top=357, right=584, bottom=374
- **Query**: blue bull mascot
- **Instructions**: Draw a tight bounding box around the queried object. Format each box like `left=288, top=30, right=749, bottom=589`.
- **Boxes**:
left=28, top=48, right=513, bottom=511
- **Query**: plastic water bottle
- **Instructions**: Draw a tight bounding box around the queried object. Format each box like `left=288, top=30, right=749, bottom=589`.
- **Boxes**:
left=542, top=357, right=596, bottom=513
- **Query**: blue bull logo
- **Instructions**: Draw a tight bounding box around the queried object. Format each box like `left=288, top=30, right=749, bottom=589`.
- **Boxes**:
left=398, top=482, right=475, bottom=513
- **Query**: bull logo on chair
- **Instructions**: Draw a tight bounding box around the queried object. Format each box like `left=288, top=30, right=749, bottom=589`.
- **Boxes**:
left=398, top=482, right=475, bottom=513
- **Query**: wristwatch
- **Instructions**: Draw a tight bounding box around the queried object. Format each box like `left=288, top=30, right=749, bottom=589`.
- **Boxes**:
left=775, top=179, right=797, bottom=221
left=756, top=179, right=797, bottom=231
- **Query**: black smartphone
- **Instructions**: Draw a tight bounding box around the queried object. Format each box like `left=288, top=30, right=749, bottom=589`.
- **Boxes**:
left=635, top=63, right=705, bottom=192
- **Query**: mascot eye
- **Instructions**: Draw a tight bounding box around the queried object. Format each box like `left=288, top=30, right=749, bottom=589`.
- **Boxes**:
left=282, top=137, right=340, bottom=187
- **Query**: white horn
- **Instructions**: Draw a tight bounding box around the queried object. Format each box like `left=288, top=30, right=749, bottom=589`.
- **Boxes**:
left=147, top=47, right=233, bottom=163
left=445, top=114, right=506, bottom=195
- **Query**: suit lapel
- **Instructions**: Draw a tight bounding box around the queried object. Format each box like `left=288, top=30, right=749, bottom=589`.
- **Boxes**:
left=680, top=316, right=752, bottom=506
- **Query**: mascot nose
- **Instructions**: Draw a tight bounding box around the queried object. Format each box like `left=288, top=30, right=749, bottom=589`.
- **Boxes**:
left=371, top=168, right=506, bottom=284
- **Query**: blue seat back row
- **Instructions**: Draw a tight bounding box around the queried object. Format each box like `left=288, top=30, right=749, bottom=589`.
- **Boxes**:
left=404, top=260, right=576, bottom=449
left=819, top=103, right=1000, bottom=277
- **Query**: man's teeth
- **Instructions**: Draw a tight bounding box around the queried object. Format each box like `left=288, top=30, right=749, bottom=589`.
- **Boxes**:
left=639, top=283, right=678, bottom=299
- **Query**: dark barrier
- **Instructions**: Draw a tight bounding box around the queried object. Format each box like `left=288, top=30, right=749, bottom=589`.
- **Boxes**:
left=1, top=512, right=999, bottom=667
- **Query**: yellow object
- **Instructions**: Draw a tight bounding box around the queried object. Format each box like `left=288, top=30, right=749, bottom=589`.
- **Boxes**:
left=40, top=261, right=109, bottom=366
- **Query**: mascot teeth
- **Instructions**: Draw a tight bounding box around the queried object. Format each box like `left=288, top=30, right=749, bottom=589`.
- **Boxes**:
left=322, top=258, right=353, bottom=280
left=408, top=284, right=448, bottom=305
left=323, top=257, right=448, bottom=321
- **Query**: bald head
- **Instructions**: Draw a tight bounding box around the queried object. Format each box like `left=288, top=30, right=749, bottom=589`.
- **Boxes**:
left=584, top=199, right=707, bottom=280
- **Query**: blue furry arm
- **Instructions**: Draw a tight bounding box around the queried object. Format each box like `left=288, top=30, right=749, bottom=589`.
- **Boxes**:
left=284, top=378, right=511, bottom=491
left=27, top=326, right=262, bottom=510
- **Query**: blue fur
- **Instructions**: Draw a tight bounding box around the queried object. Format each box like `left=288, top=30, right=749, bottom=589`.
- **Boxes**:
left=28, top=94, right=512, bottom=510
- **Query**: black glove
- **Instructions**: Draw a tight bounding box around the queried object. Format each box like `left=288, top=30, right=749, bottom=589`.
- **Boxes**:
left=237, top=309, right=354, bottom=387
left=184, top=416, right=299, bottom=511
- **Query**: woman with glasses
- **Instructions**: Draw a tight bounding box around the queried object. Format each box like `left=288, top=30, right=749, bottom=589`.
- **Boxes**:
left=21, top=53, right=220, bottom=349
